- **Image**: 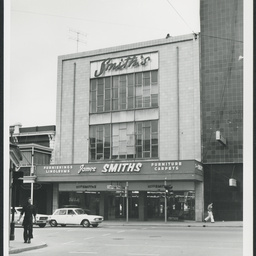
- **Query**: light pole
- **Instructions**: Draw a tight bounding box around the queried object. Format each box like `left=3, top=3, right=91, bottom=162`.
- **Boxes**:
left=30, top=146, right=34, bottom=204
left=125, top=182, right=129, bottom=222
left=164, top=179, right=167, bottom=223
left=164, top=179, right=173, bottom=223
left=10, top=167, right=16, bottom=240
left=9, top=126, right=16, bottom=241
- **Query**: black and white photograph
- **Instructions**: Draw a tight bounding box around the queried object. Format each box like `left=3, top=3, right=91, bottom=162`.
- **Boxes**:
left=5, top=0, right=253, bottom=255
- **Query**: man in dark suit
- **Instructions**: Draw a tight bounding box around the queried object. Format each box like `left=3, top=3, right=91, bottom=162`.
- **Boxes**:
left=18, top=197, right=37, bottom=243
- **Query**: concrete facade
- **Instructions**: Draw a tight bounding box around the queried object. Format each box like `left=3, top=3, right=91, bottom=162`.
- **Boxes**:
left=55, top=34, right=201, bottom=164
left=50, top=33, right=203, bottom=221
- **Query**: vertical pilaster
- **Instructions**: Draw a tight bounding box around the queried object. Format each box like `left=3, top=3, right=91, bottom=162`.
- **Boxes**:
left=176, top=46, right=180, bottom=159
left=99, top=192, right=105, bottom=217
left=139, top=191, right=147, bottom=221
left=195, top=181, right=204, bottom=221
left=72, top=63, right=76, bottom=163
left=52, top=183, right=59, bottom=212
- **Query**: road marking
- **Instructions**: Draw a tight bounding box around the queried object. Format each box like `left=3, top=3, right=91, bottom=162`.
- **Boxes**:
left=102, top=233, right=111, bottom=236
left=105, top=244, right=130, bottom=246
left=117, top=230, right=125, bottom=233
left=156, top=245, right=182, bottom=248
left=84, top=237, right=94, bottom=240
left=69, top=252, right=97, bottom=254
left=127, top=254, right=159, bottom=256
left=62, top=241, right=75, bottom=245
left=207, top=246, right=243, bottom=250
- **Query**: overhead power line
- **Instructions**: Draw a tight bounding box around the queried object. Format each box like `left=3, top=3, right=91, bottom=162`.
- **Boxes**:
left=165, top=0, right=196, bottom=33
left=200, top=34, right=243, bottom=43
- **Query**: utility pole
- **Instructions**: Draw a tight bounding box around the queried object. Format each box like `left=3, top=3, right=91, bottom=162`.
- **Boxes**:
left=164, top=179, right=167, bottom=223
left=69, top=28, right=87, bottom=53
left=125, top=182, right=129, bottom=222
left=31, top=146, right=34, bottom=204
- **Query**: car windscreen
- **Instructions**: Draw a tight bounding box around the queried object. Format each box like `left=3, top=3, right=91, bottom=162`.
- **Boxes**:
left=74, top=209, right=86, bottom=215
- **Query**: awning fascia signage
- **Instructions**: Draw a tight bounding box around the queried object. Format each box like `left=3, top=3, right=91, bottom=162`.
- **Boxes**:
left=35, top=160, right=203, bottom=183
left=59, top=180, right=195, bottom=192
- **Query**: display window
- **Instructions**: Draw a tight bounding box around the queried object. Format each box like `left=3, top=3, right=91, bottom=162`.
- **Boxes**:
left=58, top=190, right=195, bottom=221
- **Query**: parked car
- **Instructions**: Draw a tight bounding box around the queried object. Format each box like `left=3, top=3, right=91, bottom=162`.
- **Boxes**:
left=11, top=207, right=49, bottom=228
left=48, top=208, right=103, bottom=228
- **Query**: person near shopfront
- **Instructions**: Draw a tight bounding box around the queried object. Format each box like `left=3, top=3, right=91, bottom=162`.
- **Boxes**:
left=17, top=197, right=37, bottom=243
left=204, top=203, right=214, bottom=223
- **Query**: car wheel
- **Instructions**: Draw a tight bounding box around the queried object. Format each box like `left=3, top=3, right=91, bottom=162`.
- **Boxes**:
left=38, top=224, right=46, bottom=228
left=50, top=220, right=57, bottom=227
left=92, top=224, right=98, bottom=227
left=82, top=220, right=90, bottom=227
left=61, top=224, right=66, bottom=227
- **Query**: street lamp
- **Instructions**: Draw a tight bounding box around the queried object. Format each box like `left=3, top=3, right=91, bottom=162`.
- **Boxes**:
left=10, top=126, right=15, bottom=241
left=9, top=126, right=22, bottom=241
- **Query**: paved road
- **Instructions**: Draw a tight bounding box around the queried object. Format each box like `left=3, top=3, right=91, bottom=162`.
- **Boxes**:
left=15, top=225, right=242, bottom=256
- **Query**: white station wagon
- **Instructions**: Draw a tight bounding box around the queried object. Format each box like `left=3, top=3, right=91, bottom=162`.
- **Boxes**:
left=49, top=208, right=104, bottom=227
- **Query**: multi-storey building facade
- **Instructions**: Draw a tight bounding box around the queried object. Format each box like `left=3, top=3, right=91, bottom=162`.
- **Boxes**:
left=11, top=1, right=243, bottom=222
left=200, top=0, right=243, bottom=220
left=35, top=34, right=204, bottom=221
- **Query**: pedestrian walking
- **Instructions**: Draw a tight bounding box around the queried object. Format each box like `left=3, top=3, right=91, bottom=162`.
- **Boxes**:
left=17, top=197, right=37, bottom=243
left=204, top=203, right=214, bottom=223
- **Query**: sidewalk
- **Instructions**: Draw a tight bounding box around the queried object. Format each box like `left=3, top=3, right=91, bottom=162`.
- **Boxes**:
left=9, top=227, right=47, bottom=255
left=9, top=221, right=243, bottom=254
left=102, top=220, right=243, bottom=228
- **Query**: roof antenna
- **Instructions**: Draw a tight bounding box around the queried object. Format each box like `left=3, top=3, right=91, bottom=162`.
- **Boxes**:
left=69, top=28, right=87, bottom=53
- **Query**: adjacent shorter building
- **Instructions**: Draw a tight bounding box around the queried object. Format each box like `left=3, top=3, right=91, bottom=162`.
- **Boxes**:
left=35, top=33, right=204, bottom=221
left=10, top=123, right=55, bottom=214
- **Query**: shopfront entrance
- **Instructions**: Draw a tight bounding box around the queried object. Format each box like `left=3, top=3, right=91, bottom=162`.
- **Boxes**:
left=36, top=160, right=204, bottom=221
left=146, top=191, right=195, bottom=221
left=58, top=189, right=195, bottom=221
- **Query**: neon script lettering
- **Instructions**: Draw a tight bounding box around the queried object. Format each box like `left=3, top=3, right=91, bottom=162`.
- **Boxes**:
left=101, top=163, right=142, bottom=173
left=78, top=165, right=96, bottom=174
left=94, top=55, right=151, bottom=77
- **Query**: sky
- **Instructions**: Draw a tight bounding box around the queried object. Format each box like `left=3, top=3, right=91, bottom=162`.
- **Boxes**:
left=8, top=0, right=200, bottom=128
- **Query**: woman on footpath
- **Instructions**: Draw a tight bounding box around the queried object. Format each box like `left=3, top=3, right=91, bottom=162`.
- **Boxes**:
left=204, top=203, right=215, bottom=223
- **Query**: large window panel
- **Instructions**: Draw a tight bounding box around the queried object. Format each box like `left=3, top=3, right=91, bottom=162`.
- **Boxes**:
left=151, top=94, right=158, bottom=107
left=135, top=121, right=158, bottom=159
left=143, top=71, right=150, bottom=86
left=128, top=74, right=134, bottom=86
left=97, top=79, right=104, bottom=112
left=136, top=145, right=142, bottom=158
left=90, top=70, right=158, bottom=113
left=119, top=75, right=127, bottom=110
left=136, top=73, right=142, bottom=87
left=105, top=77, right=111, bottom=112
left=97, top=79, right=104, bottom=93
left=112, top=77, right=119, bottom=111
left=143, top=89, right=151, bottom=108
left=89, top=127, right=96, bottom=160
left=127, top=74, right=134, bottom=109
left=89, top=120, right=158, bottom=161
left=151, top=70, right=158, bottom=84
left=90, top=80, right=97, bottom=113
left=111, top=123, right=135, bottom=159
left=89, top=124, right=110, bottom=161
left=152, top=145, right=158, bottom=158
